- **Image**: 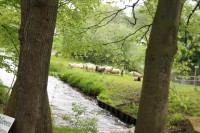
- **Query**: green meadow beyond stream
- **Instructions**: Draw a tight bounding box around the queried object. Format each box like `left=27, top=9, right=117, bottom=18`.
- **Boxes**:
left=0, top=69, right=134, bottom=133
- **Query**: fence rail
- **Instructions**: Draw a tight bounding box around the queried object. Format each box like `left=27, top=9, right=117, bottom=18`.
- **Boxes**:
left=173, top=76, right=200, bottom=86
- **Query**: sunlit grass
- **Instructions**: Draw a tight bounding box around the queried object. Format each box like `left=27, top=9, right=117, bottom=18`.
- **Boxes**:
left=50, top=55, right=200, bottom=131
left=50, top=55, right=142, bottom=101
left=53, top=127, right=83, bottom=133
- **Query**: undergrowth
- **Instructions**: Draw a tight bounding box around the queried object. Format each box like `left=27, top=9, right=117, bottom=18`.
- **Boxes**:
left=0, top=80, right=8, bottom=113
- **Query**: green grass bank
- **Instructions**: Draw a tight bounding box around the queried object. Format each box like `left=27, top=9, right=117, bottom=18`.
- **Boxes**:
left=50, top=56, right=200, bottom=132
left=53, top=127, right=83, bottom=133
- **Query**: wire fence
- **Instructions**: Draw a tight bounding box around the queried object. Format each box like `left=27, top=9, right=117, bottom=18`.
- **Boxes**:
left=173, top=76, right=200, bottom=87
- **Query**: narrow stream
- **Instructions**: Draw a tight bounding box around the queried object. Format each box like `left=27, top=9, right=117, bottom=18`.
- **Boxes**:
left=0, top=69, right=134, bottom=133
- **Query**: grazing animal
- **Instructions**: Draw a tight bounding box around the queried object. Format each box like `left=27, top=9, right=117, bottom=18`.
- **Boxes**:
left=75, top=63, right=84, bottom=69
left=111, top=68, right=124, bottom=76
left=131, top=71, right=142, bottom=78
left=83, top=63, right=92, bottom=69
left=95, top=66, right=105, bottom=73
left=85, top=63, right=96, bottom=71
left=68, top=63, right=76, bottom=68
left=104, top=66, right=113, bottom=73
left=130, top=71, right=134, bottom=75
left=134, top=77, right=141, bottom=81
left=68, top=63, right=83, bottom=69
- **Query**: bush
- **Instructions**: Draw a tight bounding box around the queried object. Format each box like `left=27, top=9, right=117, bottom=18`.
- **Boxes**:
left=49, top=63, right=66, bottom=73
left=169, top=113, right=185, bottom=126
left=62, top=102, right=98, bottom=133
left=169, top=88, right=196, bottom=114
left=0, top=81, right=8, bottom=113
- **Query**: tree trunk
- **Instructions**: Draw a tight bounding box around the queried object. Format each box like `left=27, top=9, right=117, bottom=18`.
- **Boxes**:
left=5, top=0, right=58, bottom=133
left=135, top=0, right=182, bottom=133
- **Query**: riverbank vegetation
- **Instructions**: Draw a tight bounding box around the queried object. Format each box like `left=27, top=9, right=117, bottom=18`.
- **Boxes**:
left=50, top=56, right=200, bottom=132
left=0, top=81, right=8, bottom=113
left=53, top=128, right=83, bottom=133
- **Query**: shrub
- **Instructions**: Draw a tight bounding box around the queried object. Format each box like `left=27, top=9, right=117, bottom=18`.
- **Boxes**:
left=0, top=81, right=8, bottom=113
left=169, top=113, right=185, bottom=126
left=62, top=102, right=98, bottom=133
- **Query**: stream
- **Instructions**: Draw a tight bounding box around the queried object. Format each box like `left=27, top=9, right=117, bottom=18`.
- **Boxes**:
left=0, top=69, right=134, bottom=133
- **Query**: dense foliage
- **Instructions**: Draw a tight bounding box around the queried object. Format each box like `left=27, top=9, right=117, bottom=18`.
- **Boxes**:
left=0, top=0, right=20, bottom=72
left=0, top=80, right=8, bottom=113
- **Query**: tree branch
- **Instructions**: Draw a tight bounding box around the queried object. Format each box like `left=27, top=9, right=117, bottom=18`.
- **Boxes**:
left=139, top=24, right=151, bottom=44
left=80, top=1, right=143, bottom=34
left=143, top=0, right=154, bottom=19
left=1, top=25, right=20, bottom=55
left=102, top=24, right=152, bottom=46
left=58, top=0, right=72, bottom=8
left=124, top=0, right=141, bottom=26
left=80, top=8, right=125, bottom=34
left=131, top=0, right=140, bottom=25
left=184, top=0, right=200, bottom=45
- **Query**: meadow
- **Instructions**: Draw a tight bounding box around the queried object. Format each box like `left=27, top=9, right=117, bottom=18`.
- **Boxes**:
left=0, top=56, right=199, bottom=132
left=50, top=56, right=200, bottom=132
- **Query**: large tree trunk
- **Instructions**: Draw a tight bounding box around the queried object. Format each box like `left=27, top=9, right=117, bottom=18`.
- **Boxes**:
left=135, top=0, right=182, bottom=133
left=5, top=0, right=58, bottom=133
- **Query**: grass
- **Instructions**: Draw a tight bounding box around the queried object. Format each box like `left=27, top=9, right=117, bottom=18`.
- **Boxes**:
left=53, top=127, right=83, bottom=133
left=0, top=55, right=198, bottom=132
left=50, top=55, right=200, bottom=132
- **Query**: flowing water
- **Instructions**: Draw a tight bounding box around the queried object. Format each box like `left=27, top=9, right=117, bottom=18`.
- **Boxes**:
left=0, top=69, right=134, bottom=133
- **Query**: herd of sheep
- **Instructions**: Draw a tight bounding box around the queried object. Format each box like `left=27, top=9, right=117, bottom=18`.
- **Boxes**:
left=68, top=62, right=142, bottom=81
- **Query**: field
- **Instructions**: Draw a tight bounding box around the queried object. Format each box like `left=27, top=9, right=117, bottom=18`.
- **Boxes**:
left=50, top=56, right=200, bottom=132
left=0, top=56, right=199, bottom=132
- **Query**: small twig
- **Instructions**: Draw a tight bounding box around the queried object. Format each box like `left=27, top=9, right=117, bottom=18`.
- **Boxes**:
left=139, top=24, right=152, bottom=43
left=58, top=0, right=72, bottom=8
left=143, top=0, right=154, bottom=19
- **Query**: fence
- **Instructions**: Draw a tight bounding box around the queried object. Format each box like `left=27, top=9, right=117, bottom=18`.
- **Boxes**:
left=173, top=76, right=200, bottom=87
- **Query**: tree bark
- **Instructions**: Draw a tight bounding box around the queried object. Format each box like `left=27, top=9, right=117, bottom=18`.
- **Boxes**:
left=5, top=0, right=58, bottom=133
left=135, top=0, right=183, bottom=133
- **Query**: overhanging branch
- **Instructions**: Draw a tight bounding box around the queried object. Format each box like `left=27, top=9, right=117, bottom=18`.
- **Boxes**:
left=80, top=1, right=142, bottom=34
left=184, top=0, right=200, bottom=45
left=143, top=0, right=154, bottom=19
left=102, top=24, right=152, bottom=46
left=1, top=25, right=20, bottom=55
left=58, top=0, right=72, bottom=8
